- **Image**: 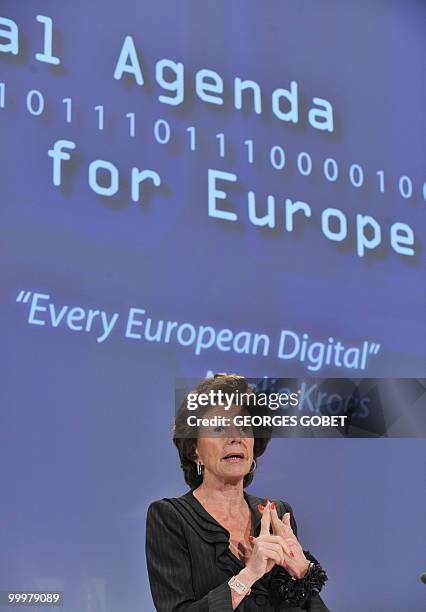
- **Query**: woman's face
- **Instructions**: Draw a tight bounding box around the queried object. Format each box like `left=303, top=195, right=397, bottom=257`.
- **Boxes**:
left=194, top=404, right=255, bottom=484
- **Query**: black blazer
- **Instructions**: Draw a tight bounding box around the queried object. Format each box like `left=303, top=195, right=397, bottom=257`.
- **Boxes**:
left=146, top=490, right=329, bottom=611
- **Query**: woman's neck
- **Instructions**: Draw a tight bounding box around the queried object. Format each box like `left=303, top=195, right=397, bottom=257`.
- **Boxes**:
left=193, top=478, right=247, bottom=516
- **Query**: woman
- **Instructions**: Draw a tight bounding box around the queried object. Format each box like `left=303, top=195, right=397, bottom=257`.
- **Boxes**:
left=146, top=374, right=329, bottom=611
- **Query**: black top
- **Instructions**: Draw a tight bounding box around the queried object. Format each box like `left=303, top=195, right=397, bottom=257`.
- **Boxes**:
left=146, top=489, right=329, bottom=611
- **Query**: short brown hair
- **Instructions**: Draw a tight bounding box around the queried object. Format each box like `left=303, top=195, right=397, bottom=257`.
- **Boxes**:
left=173, top=374, right=272, bottom=489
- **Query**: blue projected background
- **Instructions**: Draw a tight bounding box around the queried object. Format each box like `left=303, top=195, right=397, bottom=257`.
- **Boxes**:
left=1, top=1, right=425, bottom=610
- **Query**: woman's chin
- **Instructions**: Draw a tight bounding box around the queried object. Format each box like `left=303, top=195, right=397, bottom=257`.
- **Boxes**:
left=220, top=465, right=246, bottom=479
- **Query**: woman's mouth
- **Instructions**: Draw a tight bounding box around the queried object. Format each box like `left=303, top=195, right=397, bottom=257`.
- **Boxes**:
left=221, top=453, right=245, bottom=462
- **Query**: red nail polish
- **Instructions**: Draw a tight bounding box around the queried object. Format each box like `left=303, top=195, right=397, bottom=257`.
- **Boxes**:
left=248, top=535, right=254, bottom=541
left=270, top=502, right=276, bottom=510
left=290, top=551, right=295, bottom=558
left=258, top=504, right=265, bottom=511
left=266, top=499, right=271, bottom=505
left=283, top=559, right=287, bottom=566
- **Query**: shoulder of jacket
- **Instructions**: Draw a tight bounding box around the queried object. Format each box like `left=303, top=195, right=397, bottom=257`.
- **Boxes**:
left=276, top=499, right=294, bottom=513
left=147, top=497, right=181, bottom=518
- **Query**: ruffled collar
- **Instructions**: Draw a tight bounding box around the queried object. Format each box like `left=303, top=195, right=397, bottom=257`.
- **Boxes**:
left=167, top=489, right=271, bottom=597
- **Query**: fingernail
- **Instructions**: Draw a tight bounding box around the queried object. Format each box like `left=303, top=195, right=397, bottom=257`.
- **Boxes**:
left=248, top=535, right=254, bottom=541
left=283, top=559, right=287, bottom=566
left=258, top=504, right=265, bottom=511
left=290, top=551, right=295, bottom=558
left=266, top=499, right=271, bottom=505
left=270, top=502, right=276, bottom=510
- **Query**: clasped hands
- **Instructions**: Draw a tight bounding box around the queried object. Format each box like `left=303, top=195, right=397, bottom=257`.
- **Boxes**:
left=244, top=500, right=310, bottom=582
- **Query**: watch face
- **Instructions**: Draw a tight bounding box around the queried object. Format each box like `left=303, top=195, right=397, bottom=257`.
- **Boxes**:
left=229, top=577, right=246, bottom=594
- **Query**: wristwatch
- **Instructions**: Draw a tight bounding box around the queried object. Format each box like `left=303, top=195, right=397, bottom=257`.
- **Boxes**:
left=228, top=575, right=251, bottom=596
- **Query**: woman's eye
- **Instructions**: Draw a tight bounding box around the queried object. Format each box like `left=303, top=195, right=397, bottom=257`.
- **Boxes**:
left=213, top=426, right=223, bottom=432
left=240, top=425, right=252, bottom=433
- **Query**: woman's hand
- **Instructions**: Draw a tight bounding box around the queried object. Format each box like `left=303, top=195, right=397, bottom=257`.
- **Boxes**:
left=269, top=501, right=310, bottom=579
left=244, top=500, right=310, bottom=583
left=243, top=502, right=289, bottom=583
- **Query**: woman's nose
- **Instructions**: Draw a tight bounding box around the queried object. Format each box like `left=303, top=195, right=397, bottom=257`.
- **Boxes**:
left=227, top=425, right=243, bottom=439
